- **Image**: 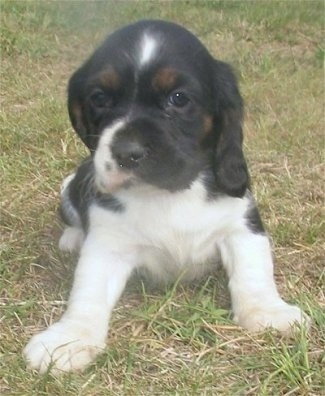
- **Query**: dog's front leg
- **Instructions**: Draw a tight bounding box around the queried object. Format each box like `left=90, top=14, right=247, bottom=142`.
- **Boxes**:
left=23, top=231, right=135, bottom=373
left=220, top=231, right=309, bottom=333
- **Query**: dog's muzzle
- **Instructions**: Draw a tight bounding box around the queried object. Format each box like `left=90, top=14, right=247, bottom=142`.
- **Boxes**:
left=113, top=140, right=148, bottom=169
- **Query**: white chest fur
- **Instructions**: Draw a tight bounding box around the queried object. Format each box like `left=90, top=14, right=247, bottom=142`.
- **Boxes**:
left=89, top=179, right=249, bottom=282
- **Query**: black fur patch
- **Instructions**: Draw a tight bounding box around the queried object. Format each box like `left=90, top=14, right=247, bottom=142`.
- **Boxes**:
left=94, top=192, right=124, bottom=212
left=246, top=204, right=265, bottom=234
left=60, top=157, right=124, bottom=230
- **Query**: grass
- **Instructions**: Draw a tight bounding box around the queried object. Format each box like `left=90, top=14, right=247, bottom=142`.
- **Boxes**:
left=1, top=0, right=324, bottom=394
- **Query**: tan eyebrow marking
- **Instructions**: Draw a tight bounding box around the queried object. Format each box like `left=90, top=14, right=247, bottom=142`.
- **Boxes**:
left=98, top=67, right=120, bottom=90
left=203, top=114, right=213, bottom=135
left=199, top=114, right=214, bottom=143
left=152, top=67, right=178, bottom=92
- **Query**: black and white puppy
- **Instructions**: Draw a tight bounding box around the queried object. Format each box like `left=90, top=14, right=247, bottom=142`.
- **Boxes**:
left=24, top=20, right=309, bottom=373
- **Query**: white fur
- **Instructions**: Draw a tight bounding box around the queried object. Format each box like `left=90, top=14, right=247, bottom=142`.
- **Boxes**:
left=139, top=33, right=158, bottom=66
left=60, top=173, right=75, bottom=194
left=93, top=120, right=124, bottom=177
left=59, top=226, right=84, bottom=252
left=24, top=179, right=309, bottom=373
left=93, top=120, right=135, bottom=193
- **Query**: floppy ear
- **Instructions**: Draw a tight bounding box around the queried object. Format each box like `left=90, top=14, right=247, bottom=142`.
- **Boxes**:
left=67, top=68, right=92, bottom=150
left=212, top=60, right=249, bottom=197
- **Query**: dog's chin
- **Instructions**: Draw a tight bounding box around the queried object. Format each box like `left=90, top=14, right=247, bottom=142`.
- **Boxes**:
left=95, top=171, right=134, bottom=194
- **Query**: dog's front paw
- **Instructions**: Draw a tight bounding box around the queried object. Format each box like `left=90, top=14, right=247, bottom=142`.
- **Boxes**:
left=235, top=301, right=310, bottom=334
left=23, top=321, right=105, bottom=373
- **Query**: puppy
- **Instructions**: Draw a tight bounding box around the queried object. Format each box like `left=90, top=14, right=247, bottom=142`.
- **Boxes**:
left=24, top=20, right=309, bottom=373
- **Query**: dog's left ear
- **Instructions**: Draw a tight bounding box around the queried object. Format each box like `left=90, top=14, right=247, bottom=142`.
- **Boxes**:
left=212, top=60, right=249, bottom=197
left=67, top=68, right=93, bottom=149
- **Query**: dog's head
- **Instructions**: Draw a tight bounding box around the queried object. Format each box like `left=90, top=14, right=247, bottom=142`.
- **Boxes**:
left=68, top=20, right=249, bottom=197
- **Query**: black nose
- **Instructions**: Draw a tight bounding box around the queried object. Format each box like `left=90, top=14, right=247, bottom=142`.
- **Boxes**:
left=113, top=141, right=147, bottom=169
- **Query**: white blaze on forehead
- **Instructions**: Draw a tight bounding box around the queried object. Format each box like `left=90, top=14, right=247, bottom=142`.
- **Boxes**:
left=139, top=33, right=158, bottom=66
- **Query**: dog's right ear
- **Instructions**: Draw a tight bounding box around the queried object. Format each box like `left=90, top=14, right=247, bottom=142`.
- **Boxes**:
left=68, top=68, right=91, bottom=149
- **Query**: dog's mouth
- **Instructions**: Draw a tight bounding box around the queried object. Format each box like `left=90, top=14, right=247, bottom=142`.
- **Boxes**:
left=95, top=169, right=134, bottom=193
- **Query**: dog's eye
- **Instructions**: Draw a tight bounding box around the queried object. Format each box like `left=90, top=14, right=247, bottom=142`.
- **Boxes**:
left=90, top=90, right=112, bottom=108
left=168, top=92, right=190, bottom=108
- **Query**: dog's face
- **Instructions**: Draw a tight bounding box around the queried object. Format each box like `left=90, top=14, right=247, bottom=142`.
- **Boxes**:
left=68, top=20, right=249, bottom=196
